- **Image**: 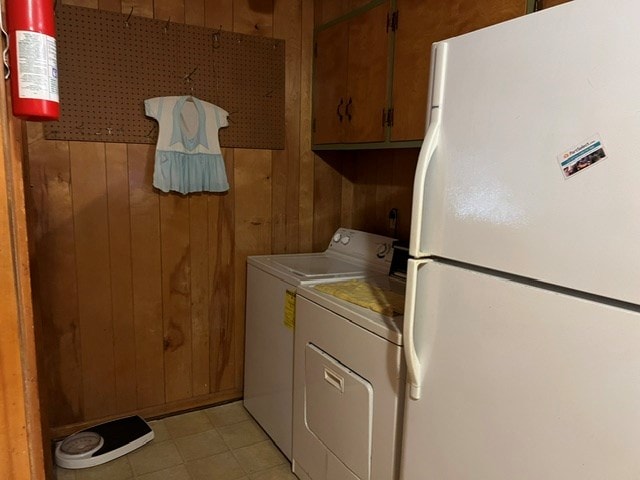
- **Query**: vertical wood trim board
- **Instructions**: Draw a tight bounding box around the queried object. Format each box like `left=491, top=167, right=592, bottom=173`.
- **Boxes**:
left=0, top=74, right=46, bottom=479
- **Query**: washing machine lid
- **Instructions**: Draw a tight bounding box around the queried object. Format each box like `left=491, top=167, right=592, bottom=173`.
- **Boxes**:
left=274, top=255, right=367, bottom=278
left=248, top=253, right=372, bottom=283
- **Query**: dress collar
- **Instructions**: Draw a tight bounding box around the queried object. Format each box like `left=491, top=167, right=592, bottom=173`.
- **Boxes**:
left=170, top=96, right=209, bottom=151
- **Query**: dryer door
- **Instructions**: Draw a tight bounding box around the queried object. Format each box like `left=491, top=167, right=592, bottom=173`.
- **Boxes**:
left=305, top=343, right=373, bottom=480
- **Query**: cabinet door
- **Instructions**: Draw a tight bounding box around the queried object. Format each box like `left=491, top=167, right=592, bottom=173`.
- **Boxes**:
left=345, top=2, right=389, bottom=143
left=391, top=0, right=527, bottom=142
left=313, top=22, right=349, bottom=144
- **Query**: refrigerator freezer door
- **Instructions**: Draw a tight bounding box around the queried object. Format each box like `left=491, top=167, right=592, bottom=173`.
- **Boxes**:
left=401, top=259, right=640, bottom=479
left=413, top=0, right=640, bottom=304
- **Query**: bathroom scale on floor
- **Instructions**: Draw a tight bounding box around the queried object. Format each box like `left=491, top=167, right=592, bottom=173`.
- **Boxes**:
left=55, top=415, right=154, bottom=469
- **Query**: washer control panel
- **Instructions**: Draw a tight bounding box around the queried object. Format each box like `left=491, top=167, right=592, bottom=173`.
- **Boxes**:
left=327, top=228, right=395, bottom=269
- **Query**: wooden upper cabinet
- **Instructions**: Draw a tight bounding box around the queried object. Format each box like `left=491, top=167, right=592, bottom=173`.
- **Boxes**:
left=345, top=3, right=389, bottom=143
left=313, top=2, right=390, bottom=145
left=391, top=0, right=528, bottom=142
left=313, top=23, right=349, bottom=144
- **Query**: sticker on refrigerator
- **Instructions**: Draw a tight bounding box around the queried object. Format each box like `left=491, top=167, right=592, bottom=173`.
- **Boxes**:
left=558, top=135, right=607, bottom=178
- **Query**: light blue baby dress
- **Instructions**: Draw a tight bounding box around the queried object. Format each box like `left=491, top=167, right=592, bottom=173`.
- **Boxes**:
left=144, top=96, right=229, bottom=194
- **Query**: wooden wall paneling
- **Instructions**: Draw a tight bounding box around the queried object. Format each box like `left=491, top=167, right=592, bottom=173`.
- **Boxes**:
left=128, top=144, right=165, bottom=408
left=350, top=154, right=378, bottom=233
left=372, top=153, right=394, bottom=237
left=190, top=193, right=210, bottom=397
left=155, top=0, right=194, bottom=406
left=98, top=0, right=121, bottom=13
left=312, top=153, right=343, bottom=250
left=69, top=142, right=117, bottom=420
left=339, top=153, right=356, bottom=229
left=451, top=0, right=527, bottom=37
left=26, top=132, right=83, bottom=427
left=209, top=149, right=235, bottom=393
left=234, top=148, right=273, bottom=389
left=387, top=149, right=418, bottom=242
left=299, top=0, right=314, bottom=252
left=61, top=0, right=98, bottom=7
left=154, top=0, right=185, bottom=23
left=160, top=194, right=193, bottom=402
left=186, top=0, right=209, bottom=396
left=234, top=0, right=275, bottom=36
left=273, top=0, right=302, bottom=254
left=204, top=0, right=233, bottom=30
left=177, top=0, right=211, bottom=401
left=121, top=0, right=154, bottom=19
left=186, top=0, right=205, bottom=26
left=232, top=1, right=275, bottom=390
left=23, top=0, right=311, bottom=433
left=105, top=143, right=137, bottom=413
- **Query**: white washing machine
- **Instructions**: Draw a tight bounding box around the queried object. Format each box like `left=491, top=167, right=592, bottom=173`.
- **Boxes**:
left=244, top=228, right=396, bottom=460
left=292, top=271, right=406, bottom=480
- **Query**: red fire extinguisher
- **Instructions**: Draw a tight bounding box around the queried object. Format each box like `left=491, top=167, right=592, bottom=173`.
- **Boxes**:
left=6, top=0, right=60, bottom=121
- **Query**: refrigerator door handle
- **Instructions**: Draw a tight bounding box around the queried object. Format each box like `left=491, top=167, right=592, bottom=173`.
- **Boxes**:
left=404, top=258, right=428, bottom=400
left=409, top=42, right=448, bottom=258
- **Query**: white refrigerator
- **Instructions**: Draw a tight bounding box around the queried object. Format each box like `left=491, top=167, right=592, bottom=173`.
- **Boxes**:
left=402, top=1, right=640, bottom=478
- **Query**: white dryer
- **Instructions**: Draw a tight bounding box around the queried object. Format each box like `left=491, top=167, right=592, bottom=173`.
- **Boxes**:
left=292, top=271, right=406, bottom=480
left=244, top=229, right=395, bottom=460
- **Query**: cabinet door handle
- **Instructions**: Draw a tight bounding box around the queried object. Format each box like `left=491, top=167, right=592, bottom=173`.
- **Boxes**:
left=336, top=98, right=344, bottom=122
left=346, top=97, right=353, bottom=122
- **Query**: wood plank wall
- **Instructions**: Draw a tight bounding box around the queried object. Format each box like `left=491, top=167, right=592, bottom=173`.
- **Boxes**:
left=312, top=149, right=419, bottom=251
left=25, top=0, right=314, bottom=435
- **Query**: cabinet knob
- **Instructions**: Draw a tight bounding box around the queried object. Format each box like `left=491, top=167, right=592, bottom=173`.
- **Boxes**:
left=346, top=97, right=353, bottom=122
left=336, top=98, right=344, bottom=122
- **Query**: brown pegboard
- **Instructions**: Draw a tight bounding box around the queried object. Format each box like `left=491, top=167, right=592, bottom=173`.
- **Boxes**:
left=43, top=5, right=285, bottom=150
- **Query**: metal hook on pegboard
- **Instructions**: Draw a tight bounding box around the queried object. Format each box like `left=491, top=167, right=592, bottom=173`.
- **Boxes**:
left=212, top=26, right=222, bottom=49
left=183, top=66, right=198, bottom=94
left=124, top=7, right=134, bottom=27
left=163, top=17, right=171, bottom=34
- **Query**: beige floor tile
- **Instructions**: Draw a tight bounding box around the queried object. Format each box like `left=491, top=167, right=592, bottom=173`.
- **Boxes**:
left=185, top=451, right=246, bottom=480
left=148, top=419, right=171, bottom=443
left=249, top=464, right=297, bottom=480
left=74, top=456, right=133, bottom=480
left=135, top=464, right=191, bottom=480
left=218, top=419, right=268, bottom=449
left=234, top=440, right=286, bottom=475
left=127, top=440, right=183, bottom=476
left=164, top=411, right=213, bottom=439
left=175, top=428, right=229, bottom=461
left=204, top=401, right=251, bottom=427
left=55, top=467, right=77, bottom=480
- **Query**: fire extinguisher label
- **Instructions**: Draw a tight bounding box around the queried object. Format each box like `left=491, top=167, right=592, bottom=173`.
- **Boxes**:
left=15, top=30, right=59, bottom=102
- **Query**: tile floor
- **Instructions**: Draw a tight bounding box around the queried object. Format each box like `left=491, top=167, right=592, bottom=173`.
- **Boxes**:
left=55, top=401, right=297, bottom=480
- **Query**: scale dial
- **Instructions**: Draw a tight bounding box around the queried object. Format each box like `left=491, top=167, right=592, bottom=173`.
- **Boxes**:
left=60, top=432, right=104, bottom=456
